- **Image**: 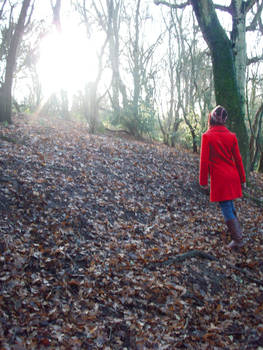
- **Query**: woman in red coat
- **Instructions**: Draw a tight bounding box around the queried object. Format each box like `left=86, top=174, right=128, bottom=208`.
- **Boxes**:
left=199, top=105, right=246, bottom=249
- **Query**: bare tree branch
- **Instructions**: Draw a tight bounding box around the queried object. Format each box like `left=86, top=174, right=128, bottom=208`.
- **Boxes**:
left=50, top=0, right=61, bottom=31
left=154, top=0, right=190, bottom=9
left=246, top=1, right=263, bottom=31
left=214, top=4, right=231, bottom=13
left=247, top=54, right=263, bottom=65
left=244, top=0, right=259, bottom=13
left=24, top=1, right=35, bottom=29
left=0, top=0, right=7, bottom=20
left=154, top=0, right=232, bottom=13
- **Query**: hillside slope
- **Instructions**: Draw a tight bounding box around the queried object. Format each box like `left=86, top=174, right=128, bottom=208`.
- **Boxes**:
left=0, top=116, right=262, bottom=349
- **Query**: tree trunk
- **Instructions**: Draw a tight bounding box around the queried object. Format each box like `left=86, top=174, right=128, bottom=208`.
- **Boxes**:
left=231, top=0, right=247, bottom=113
left=190, top=0, right=249, bottom=171
left=258, top=151, right=263, bottom=173
left=51, top=0, right=62, bottom=31
left=0, top=89, right=12, bottom=124
left=170, top=120, right=181, bottom=147
left=107, top=0, right=127, bottom=122
left=0, top=0, right=31, bottom=124
left=60, top=90, right=70, bottom=120
left=249, top=103, right=263, bottom=170
left=84, top=82, right=99, bottom=134
left=132, top=0, right=141, bottom=129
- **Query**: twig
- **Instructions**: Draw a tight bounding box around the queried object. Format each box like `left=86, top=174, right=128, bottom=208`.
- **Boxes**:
left=163, top=250, right=217, bottom=265
left=227, top=263, right=263, bottom=286
left=145, top=249, right=263, bottom=287
left=145, top=249, right=216, bottom=270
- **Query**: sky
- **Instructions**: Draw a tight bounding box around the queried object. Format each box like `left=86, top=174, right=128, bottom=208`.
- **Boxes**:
left=36, top=3, right=101, bottom=97
left=14, top=0, right=263, bottom=105
left=32, top=0, right=165, bottom=102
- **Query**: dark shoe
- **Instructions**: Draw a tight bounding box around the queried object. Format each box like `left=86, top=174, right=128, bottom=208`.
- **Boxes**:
left=226, top=217, right=245, bottom=249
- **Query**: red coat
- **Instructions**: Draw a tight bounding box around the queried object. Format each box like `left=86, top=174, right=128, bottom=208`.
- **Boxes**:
left=199, top=125, right=246, bottom=202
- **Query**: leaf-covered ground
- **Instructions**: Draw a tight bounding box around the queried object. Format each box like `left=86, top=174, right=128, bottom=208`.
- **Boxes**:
left=0, top=115, right=263, bottom=350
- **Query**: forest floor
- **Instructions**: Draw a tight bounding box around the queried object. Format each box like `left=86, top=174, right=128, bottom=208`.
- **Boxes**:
left=0, top=115, right=263, bottom=350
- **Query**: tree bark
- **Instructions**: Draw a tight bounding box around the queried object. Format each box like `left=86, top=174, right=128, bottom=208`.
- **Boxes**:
left=258, top=151, right=263, bottom=173
left=231, top=0, right=247, bottom=112
left=249, top=103, right=263, bottom=170
left=132, top=0, right=141, bottom=130
left=189, top=0, right=249, bottom=170
left=84, top=82, right=98, bottom=134
left=107, top=0, right=128, bottom=122
left=0, top=0, right=31, bottom=124
left=51, top=0, right=62, bottom=31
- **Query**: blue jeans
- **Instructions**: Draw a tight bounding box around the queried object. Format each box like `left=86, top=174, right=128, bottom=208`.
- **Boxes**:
left=219, top=200, right=236, bottom=221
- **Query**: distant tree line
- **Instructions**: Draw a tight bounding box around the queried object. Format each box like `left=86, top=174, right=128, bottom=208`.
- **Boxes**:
left=0, top=0, right=262, bottom=172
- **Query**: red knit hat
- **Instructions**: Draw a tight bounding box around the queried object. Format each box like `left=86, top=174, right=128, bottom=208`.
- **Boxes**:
left=209, top=105, right=228, bottom=127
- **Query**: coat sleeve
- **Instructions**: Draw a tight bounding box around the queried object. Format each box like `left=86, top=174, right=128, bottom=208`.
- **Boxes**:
left=232, top=135, right=246, bottom=183
left=199, top=133, right=209, bottom=186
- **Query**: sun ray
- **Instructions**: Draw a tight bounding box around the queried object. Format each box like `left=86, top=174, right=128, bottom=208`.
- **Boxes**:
left=37, top=27, right=99, bottom=101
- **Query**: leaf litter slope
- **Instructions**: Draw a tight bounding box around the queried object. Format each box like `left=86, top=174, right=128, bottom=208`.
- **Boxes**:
left=0, top=116, right=262, bottom=349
